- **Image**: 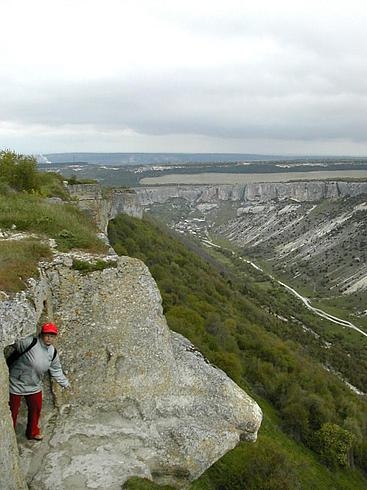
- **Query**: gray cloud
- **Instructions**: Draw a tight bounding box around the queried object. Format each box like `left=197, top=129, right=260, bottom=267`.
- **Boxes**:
left=2, top=72, right=367, bottom=144
left=1, top=0, right=367, bottom=155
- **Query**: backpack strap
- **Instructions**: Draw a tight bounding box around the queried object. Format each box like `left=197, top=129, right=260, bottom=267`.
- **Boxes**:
left=6, top=337, right=38, bottom=367
left=52, top=347, right=58, bottom=362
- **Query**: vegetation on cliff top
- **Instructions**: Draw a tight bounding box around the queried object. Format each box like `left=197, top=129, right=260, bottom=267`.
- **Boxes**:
left=0, top=150, right=107, bottom=292
left=0, top=150, right=68, bottom=198
left=109, top=213, right=367, bottom=490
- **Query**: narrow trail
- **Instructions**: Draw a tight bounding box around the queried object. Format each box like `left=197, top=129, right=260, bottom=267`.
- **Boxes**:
left=242, top=258, right=367, bottom=338
left=201, top=236, right=367, bottom=337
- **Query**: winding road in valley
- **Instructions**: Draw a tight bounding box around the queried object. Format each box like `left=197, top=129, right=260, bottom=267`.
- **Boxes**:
left=202, top=238, right=367, bottom=337
left=242, top=258, right=367, bottom=338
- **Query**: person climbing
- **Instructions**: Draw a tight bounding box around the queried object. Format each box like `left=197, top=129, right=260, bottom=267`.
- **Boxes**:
left=8, top=322, right=70, bottom=441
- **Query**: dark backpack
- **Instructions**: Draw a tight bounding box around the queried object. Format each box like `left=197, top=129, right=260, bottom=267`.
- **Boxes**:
left=6, top=337, right=57, bottom=367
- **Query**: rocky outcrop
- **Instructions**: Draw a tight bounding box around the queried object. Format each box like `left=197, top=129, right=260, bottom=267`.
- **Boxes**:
left=68, top=184, right=143, bottom=232
left=0, top=293, right=38, bottom=490
left=0, top=358, right=28, bottom=490
left=67, top=181, right=367, bottom=234
left=0, top=253, right=262, bottom=489
left=135, top=181, right=367, bottom=206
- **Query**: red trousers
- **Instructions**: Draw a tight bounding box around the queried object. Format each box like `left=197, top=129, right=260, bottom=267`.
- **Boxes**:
left=9, top=391, right=42, bottom=439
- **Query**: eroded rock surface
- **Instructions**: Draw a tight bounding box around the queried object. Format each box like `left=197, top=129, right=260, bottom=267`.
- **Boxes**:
left=67, top=184, right=143, bottom=233
left=0, top=291, right=38, bottom=490
left=134, top=181, right=367, bottom=206
left=1, top=254, right=262, bottom=489
left=134, top=182, right=367, bottom=295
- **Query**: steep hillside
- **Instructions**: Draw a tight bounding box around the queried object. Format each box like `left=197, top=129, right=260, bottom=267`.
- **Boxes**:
left=137, top=182, right=367, bottom=331
left=216, top=195, right=367, bottom=296
left=108, top=214, right=367, bottom=490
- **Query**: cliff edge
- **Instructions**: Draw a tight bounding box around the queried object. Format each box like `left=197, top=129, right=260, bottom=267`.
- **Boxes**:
left=0, top=250, right=262, bottom=489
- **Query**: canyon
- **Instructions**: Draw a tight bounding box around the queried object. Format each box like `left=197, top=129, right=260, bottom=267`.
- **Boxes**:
left=133, top=181, right=367, bottom=297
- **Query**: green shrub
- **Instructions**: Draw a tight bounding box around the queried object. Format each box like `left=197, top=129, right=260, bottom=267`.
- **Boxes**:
left=315, top=423, right=356, bottom=468
left=37, top=171, right=70, bottom=199
left=0, top=150, right=70, bottom=199
left=66, top=174, right=97, bottom=185
left=0, top=150, right=40, bottom=192
left=0, top=181, right=12, bottom=195
left=72, top=259, right=117, bottom=273
left=192, top=438, right=301, bottom=490
left=210, top=351, right=243, bottom=383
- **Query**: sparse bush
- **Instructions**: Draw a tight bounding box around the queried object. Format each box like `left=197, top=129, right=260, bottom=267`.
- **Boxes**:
left=0, top=150, right=70, bottom=199
left=66, top=174, right=97, bottom=185
left=0, top=181, right=12, bottom=195
left=0, top=150, right=39, bottom=192
left=37, top=171, right=70, bottom=199
left=72, top=259, right=117, bottom=273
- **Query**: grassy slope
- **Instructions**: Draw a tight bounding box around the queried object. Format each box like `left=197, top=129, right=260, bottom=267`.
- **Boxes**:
left=0, top=193, right=107, bottom=293
left=108, top=214, right=367, bottom=490
left=0, top=240, right=52, bottom=292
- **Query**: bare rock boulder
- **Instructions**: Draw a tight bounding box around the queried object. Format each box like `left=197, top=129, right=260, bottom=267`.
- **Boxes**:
left=7, top=255, right=262, bottom=489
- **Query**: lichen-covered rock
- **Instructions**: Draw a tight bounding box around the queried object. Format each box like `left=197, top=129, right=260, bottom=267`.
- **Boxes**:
left=0, top=292, right=36, bottom=346
left=1, top=254, right=262, bottom=489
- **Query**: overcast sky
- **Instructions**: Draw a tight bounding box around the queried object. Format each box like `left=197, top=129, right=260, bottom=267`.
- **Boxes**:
left=1, top=0, right=367, bottom=156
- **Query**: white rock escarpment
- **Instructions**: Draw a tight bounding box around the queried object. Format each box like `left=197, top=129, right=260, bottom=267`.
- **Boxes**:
left=134, top=181, right=367, bottom=206
left=0, top=254, right=262, bottom=489
left=67, top=184, right=143, bottom=233
left=67, top=181, right=367, bottom=233
left=132, top=181, right=367, bottom=295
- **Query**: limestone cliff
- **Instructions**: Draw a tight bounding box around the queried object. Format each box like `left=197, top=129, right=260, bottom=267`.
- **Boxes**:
left=67, top=184, right=143, bottom=233
left=0, top=250, right=262, bottom=489
left=132, top=181, right=367, bottom=295
left=134, top=181, right=367, bottom=206
left=66, top=181, right=367, bottom=236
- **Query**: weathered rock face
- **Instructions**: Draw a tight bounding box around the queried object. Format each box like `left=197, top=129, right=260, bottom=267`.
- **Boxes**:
left=135, top=181, right=367, bottom=206
left=135, top=181, right=367, bottom=295
left=0, top=293, right=39, bottom=490
left=0, top=253, right=262, bottom=489
left=67, top=184, right=143, bottom=232
left=0, top=358, right=28, bottom=490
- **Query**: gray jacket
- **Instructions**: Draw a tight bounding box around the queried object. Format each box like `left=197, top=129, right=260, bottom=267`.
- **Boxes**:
left=9, top=335, right=69, bottom=395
